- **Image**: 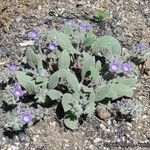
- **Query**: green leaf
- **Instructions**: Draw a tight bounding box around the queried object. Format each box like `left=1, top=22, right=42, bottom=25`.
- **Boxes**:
left=81, top=85, right=93, bottom=93
left=63, top=69, right=80, bottom=93
left=47, top=89, right=63, bottom=100
left=95, top=83, right=134, bottom=101
left=89, top=91, right=96, bottom=102
left=90, top=66, right=100, bottom=83
left=35, top=89, right=47, bottom=103
left=95, top=60, right=101, bottom=71
left=36, top=54, right=43, bottom=69
left=111, top=78, right=137, bottom=87
left=48, top=71, right=60, bottom=89
left=81, top=52, right=95, bottom=79
left=64, top=117, right=78, bottom=130
left=25, top=47, right=43, bottom=69
left=46, top=28, right=58, bottom=43
left=25, top=48, right=37, bottom=69
left=62, top=93, right=73, bottom=112
left=84, top=101, right=95, bottom=116
left=16, top=71, right=37, bottom=94
left=91, top=35, right=121, bottom=60
left=83, top=32, right=97, bottom=47
left=58, top=50, right=70, bottom=69
left=57, top=32, right=80, bottom=54
left=64, top=23, right=73, bottom=36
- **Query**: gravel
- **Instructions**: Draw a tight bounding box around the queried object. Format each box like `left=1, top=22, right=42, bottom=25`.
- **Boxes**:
left=0, top=0, right=150, bottom=150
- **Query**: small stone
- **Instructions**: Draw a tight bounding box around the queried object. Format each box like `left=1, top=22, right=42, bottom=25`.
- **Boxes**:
left=107, top=119, right=111, bottom=126
left=32, top=135, right=39, bottom=142
left=38, top=5, right=42, bottom=11
left=113, top=26, right=123, bottom=35
left=65, top=146, right=72, bottom=150
left=142, top=115, right=147, bottom=119
left=93, top=137, right=101, bottom=143
left=96, top=105, right=111, bottom=120
left=145, top=19, right=150, bottom=27
left=126, top=122, right=132, bottom=128
left=89, top=144, right=94, bottom=150
left=7, top=145, right=19, bottom=150
left=100, top=124, right=107, bottom=131
left=15, top=16, right=22, bottom=22
left=146, top=131, right=150, bottom=139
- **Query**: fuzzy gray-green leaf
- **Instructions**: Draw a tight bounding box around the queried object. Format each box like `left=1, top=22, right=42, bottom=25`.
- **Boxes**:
left=90, top=66, right=100, bottom=83
left=26, top=48, right=43, bottom=69
left=48, top=71, right=60, bottom=89
left=63, top=70, right=80, bottom=93
left=83, top=32, right=97, bottom=47
left=57, top=32, right=79, bottom=54
left=95, top=83, right=134, bottom=101
left=91, top=35, right=121, bottom=60
left=62, top=93, right=73, bottom=112
left=47, top=89, right=63, bottom=100
left=111, top=78, right=137, bottom=87
left=58, top=50, right=70, bottom=69
left=64, top=117, right=78, bottom=130
left=16, top=71, right=37, bottom=94
left=64, top=23, right=73, bottom=36
left=95, top=60, right=101, bottom=71
left=81, top=52, right=95, bottom=79
left=84, top=101, right=95, bottom=116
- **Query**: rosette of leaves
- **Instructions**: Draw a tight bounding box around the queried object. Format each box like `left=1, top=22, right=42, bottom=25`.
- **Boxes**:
left=11, top=21, right=140, bottom=130
left=3, top=85, right=17, bottom=105
left=113, top=99, right=142, bottom=121
left=5, top=115, right=25, bottom=131
left=4, top=105, right=49, bottom=131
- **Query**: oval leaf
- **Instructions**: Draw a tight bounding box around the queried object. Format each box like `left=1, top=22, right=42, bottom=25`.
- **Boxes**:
left=91, top=36, right=121, bottom=60
left=58, top=50, right=70, bottom=69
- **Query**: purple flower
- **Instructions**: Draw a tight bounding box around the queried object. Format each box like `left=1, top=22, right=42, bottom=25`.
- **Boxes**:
left=22, top=113, right=32, bottom=123
left=137, top=43, right=147, bottom=49
left=13, top=87, right=24, bottom=98
left=122, top=63, right=133, bottom=73
left=28, top=29, right=39, bottom=38
left=48, top=40, right=58, bottom=52
left=68, top=20, right=75, bottom=28
left=109, top=61, right=121, bottom=73
left=79, top=24, right=92, bottom=31
left=8, top=65, right=17, bottom=71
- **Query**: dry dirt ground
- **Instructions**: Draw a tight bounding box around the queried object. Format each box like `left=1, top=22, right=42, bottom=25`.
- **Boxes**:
left=0, top=0, right=150, bottom=150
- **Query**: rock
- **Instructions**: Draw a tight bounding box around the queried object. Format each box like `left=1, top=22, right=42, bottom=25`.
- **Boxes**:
left=7, top=145, right=19, bottom=150
left=100, top=124, right=107, bottom=131
left=96, top=105, right=111, bottom=120
left=93, top=137, right=101, bottom=143
left=146, top=131, right=150, bottom=139
left=113, top=26, right=123, bottom=35
left=145, top=19, right=150, bottom=27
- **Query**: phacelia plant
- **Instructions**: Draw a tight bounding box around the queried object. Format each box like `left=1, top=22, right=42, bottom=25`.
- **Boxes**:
left=1, top=20, right=148, bottom=130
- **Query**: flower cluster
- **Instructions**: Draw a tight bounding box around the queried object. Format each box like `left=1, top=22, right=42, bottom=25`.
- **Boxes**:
left=68, top=20, right=75, bottom=28
left=22, top=113, right=32, bottom=123
left=13, top=87, right=24, bottom=99
left=48, top=40, right=58, bottom=52
left=8, top=65, right=17, bottom=71
left=109, top=61, right=133, bottom=73
left=28, top=29, right=39, bottom=38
